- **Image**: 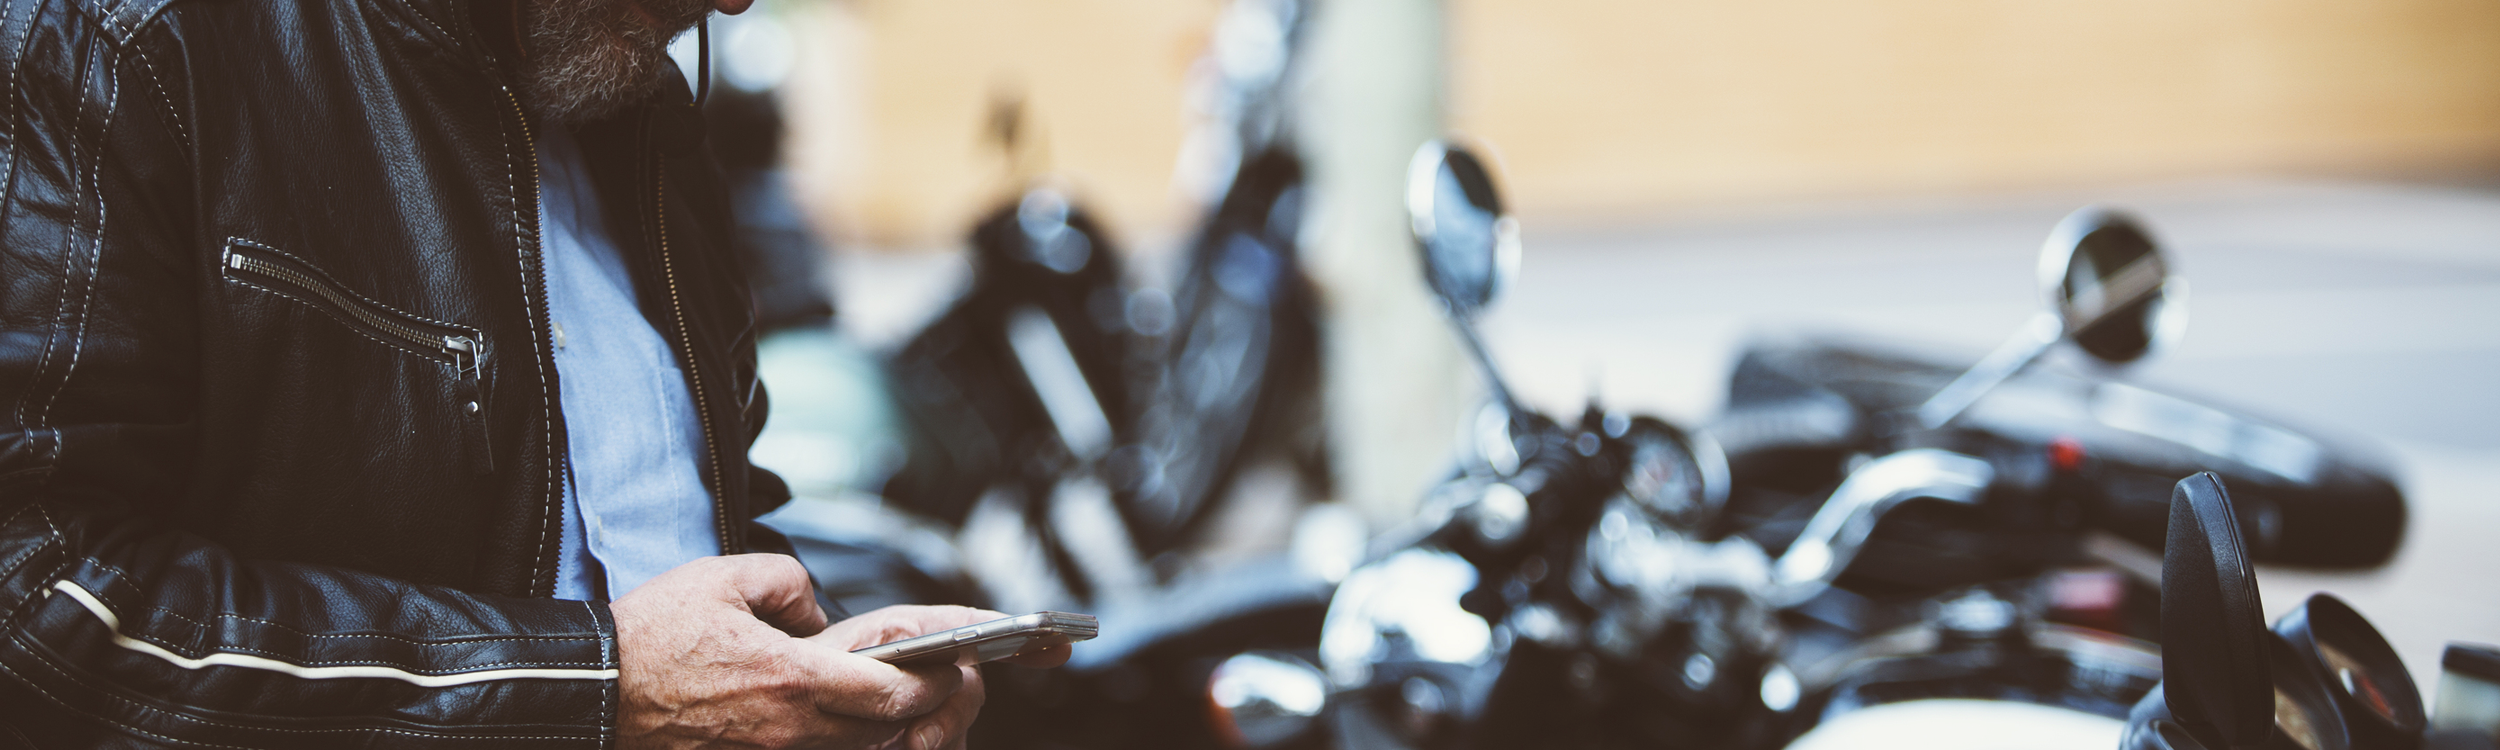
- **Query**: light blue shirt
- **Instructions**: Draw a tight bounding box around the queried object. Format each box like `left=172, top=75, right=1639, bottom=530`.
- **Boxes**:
left=538, top=128, right=721, bottom=602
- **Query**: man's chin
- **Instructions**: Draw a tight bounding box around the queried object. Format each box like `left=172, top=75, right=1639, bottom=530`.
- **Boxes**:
left=520, top=0, right=705, bottom=126
left=523, top=70, right=668, bottom=127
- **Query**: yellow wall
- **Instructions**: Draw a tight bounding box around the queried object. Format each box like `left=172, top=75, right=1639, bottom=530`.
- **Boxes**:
left=1450, top=0, right=2500, bottom=222
left=786, top=0, right=2500, bottom=246
left=782, top=0, right=1217, bottom=249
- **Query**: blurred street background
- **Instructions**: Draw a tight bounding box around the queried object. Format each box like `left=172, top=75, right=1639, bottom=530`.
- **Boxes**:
left=733, top=0, right=2500, bottom=692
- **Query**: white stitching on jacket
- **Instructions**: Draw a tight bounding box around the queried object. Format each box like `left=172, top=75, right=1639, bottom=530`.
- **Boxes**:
left=68, top=573, right=607, bottom=671
left=3, top=649, right=603, bottom=744
left=504, top=86, right=562, bottom=596
left=0, top=0, right=45, bottom=470
left=33, top=38, right=120, bottom=465
left=78, top=559, right=602, bottom=651
left=47, top=580, right=620, bottom=684
left=399, top=1, right=459, bottom=49
left=101, top=0, right=128, bottom=41
left=159, top=643, right=612, bottom=672
left=0, top=0, right=43, bottom=216
left=108, top=0, right=176, bottom=47
left=0, top=505, right=57, bottom=578
left=128, top=43, right=185, bottom=154
left=151, top=605, right=601, bottom=646
left=14, top=4, right=95, bottom=470
left=590, top=600, right=613, bottom=750
left=223, top=238, right=483, bottom=333
left=55, top=41, right=117, bottom=456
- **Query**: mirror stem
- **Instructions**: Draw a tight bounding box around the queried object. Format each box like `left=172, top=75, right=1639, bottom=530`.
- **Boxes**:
left=1917, top=313, right=2060, bottom=429
left=1451, top=318, right=1526, bottom=417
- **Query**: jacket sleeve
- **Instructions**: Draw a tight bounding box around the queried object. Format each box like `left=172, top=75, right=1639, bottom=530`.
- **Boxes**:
left=0, top=7, right=618, bottom=747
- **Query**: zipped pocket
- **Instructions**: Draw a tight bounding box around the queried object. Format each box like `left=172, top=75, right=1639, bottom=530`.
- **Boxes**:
left=220, top=239, right=495, bottom=472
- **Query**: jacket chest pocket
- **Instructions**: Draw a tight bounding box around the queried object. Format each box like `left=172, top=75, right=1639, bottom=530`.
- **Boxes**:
left=219, top=239, right=496, bottom=472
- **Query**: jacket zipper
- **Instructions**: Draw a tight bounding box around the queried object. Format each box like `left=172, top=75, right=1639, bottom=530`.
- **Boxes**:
left=650, top=160, right=736, bottom=554
left=221, top=243, right=491, bottom=470
left=499, top=84, right=567, bottom=597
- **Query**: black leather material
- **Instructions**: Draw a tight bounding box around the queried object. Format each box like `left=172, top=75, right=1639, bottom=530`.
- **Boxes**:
left=0, top=0, right=787, bottom=743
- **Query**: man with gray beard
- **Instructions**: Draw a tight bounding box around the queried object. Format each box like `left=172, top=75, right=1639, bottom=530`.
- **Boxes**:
left=0, top=0, right=1052, bottom=748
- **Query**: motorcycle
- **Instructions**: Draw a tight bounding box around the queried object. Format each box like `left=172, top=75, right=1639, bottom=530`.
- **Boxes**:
left=765, top=139, right=1327, bottom=750
left=775, top=2, right=1336, bottom=747
left=1214, top=140, right=1768, bottom=750
left=1716, top=205, right=2414, bottom=748
left=1221, top=139, right=2419, bottom=750
left=876, top=0, right=1323, bottom=589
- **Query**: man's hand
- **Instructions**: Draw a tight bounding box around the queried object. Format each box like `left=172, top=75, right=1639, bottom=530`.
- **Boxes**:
left=613, top=554, right=1013, bottom=750
left=802, top=605, right=1075, bottom=750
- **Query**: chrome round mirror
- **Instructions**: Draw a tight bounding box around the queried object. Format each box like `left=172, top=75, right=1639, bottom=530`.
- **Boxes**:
left=1918, top=205, right=2182, bottom=428
left=1407, top=141, right=1519, bottom=320
left=2038, top=207, right=2178, bottom=365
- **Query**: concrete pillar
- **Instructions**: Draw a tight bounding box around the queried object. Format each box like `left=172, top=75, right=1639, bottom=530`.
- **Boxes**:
left=1294, top=0, right=1472, bottom=530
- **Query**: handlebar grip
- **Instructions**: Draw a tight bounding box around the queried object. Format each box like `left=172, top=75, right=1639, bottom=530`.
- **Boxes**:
left=2093, top=464, right=2404, bottom=568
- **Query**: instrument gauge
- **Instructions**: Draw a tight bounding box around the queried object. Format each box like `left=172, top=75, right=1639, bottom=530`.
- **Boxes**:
left=2272, top=685, right=2328, bottom=750
left=2315, top=642, right=2399, bottom=724
left=2275, top=594, right=2424, bottom=746
left=1625, top=437, right=1699, bottom=518
left=1614, top=417, right=1727, bottom=530
left=2265, top=632, right=2353, bottom=750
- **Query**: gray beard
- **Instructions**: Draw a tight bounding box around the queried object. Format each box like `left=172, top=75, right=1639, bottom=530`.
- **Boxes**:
left=519, top=0, right=711, bottom=126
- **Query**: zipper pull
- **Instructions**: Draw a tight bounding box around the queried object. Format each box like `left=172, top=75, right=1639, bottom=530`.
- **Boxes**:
left=447, top=336, right=494, bottom=474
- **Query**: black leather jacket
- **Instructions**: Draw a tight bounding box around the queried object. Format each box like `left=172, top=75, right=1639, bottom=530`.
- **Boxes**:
left=0, top=0, right=788, bottom=744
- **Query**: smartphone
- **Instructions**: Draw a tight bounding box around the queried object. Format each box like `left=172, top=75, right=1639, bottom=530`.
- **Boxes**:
left=849, top=611, right=1098, bottom=668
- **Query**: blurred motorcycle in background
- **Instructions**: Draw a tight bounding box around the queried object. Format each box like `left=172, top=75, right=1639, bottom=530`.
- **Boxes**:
left=1717, top=205, right=2412, bottom=747
left=865, top=0, right=1324, bottom=594
left=1207, top=139, right=2425, bottom=750
left=746, top=1, right=1348, bottom=747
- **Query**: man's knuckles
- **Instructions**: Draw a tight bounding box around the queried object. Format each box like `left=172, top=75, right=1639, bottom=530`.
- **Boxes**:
left=723, top=553, right=810, bottom=590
